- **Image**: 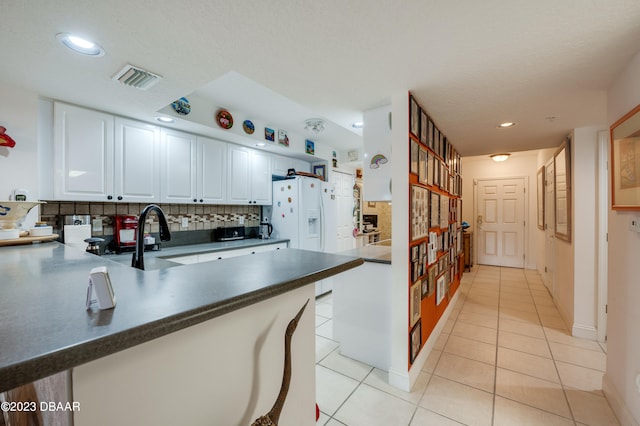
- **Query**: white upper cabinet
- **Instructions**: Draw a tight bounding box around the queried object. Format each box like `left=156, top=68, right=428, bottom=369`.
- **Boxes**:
left=197, top=137, right=227, bottom=203
left=160, top=129, right=197, bottom=203
left=114, top=117, right=160, bottom=203
left=251, top=149, right=272, bottom=204
left=272, top=154, right=310, bottom=176
left=228, top=145, right=272, bottom=205
left=53, top=103, right=115, bottom=201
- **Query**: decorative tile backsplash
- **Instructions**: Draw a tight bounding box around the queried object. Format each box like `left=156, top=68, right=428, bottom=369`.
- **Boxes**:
left=41, top=202, right=261, bottom=236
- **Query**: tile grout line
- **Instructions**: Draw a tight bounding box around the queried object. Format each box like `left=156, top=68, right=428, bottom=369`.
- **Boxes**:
left=490, top=267, right=504, bottom=426
left=523, top=270, right=578, bottom=425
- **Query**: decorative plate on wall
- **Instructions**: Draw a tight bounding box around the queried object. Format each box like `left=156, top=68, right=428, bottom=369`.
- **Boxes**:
left=171, top=97, right=191, bottom=115
left=216, top=109, right=233, bottom=129
left=242, top=120, right=255, bottom=134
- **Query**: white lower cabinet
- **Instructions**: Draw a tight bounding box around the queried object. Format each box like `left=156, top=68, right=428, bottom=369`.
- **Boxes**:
left=168, top=242, right=287, bottom=265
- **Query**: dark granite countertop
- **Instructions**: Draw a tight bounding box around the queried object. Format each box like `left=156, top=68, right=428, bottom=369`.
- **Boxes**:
left=0, top=242, right=362, bottom=393
left=338, top=244, right=391, bottom=264
left=102, top=238, right=290, bottom=270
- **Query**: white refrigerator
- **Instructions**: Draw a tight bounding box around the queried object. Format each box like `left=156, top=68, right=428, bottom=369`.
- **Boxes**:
left=271, top=176, right=338, bottom=295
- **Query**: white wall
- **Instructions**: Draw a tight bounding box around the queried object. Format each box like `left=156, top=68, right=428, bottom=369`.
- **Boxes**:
left=0, top=83, right=39, bottom=198
left=0, top=82, right=40, bottom=227
left=461, top=150, right=540, bottom=270
left=572, top=127, right=603, bottom=340
left=604, top=50, right=640, bottom=425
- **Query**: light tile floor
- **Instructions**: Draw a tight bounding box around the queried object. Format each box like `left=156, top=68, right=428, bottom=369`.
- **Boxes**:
left=315, top=265, right=619, bottom=426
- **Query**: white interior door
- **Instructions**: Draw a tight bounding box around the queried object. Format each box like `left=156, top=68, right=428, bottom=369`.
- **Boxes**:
left=331, top=170, right=356, bottom=252
left=544, top=160, right=556, bottom=294
left=476, top=178, right=526, bottom=268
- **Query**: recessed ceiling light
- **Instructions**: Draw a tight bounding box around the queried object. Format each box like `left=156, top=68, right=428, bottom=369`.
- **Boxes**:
left=56, top=33, right=105, bottom=56
left=156, top=116, right=174, bottom=123
left=498, top=122, right=516, bottom=128
left=490, top=153, right=511, bottom=162
left=352, top=122, right=364, bottom=129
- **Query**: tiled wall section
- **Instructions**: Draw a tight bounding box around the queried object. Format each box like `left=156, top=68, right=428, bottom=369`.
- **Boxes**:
left=41, top=202, right=261, bottom=236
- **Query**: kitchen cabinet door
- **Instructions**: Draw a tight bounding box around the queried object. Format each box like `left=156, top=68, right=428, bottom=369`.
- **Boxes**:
left=53, top=102, right=114, bottom=201
left=250, top=149, right=272, bottom=205
left=160, top=129, right=197, bottom=203
left=114, top=118, right=160, bottom=203
left=227, top=145, right=252, bottom=204
left=227, top=145, right=271, bottom=205
left=197, top=137, right=226, bottom=203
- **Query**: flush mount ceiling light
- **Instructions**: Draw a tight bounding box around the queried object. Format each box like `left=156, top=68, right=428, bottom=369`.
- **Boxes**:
left=304, top=118, right=325, bottom=134
left=156, top=116, right=174, bottom=123
left=56, top=33, right=105, bottom=56
left=498, top=122, right=516, bottom=128
left=490, top=153, right=511, bottom=162
left=351, top=121, right=364, bottom=129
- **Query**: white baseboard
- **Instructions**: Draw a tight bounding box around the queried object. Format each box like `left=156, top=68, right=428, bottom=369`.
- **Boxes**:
left=389, top=291, right=461, bottom=392
left=603, top=373, right=640, bottom=426
left=572, top=323, right=598, bottom=341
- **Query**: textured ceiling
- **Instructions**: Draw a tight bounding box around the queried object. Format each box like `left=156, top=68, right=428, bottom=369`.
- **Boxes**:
left=1, top=0, right=640, bottom=156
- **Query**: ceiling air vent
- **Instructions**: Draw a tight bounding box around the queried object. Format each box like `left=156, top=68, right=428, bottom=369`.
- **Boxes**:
left=112, top=64, right=162, bottom=90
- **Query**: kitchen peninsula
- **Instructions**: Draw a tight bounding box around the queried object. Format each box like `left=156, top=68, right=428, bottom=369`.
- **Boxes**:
left=332, top=243, right=392, bottom=370
left=0, top=242, right=362, bottom=425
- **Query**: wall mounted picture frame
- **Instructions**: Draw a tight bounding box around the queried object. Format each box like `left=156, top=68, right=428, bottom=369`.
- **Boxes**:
left=411, top=185, right=429, bottom=241
left=410, top=320, right=422, bottom=363
left=428, top=119, right=434, bottom=150
left=537, top=166, right=545, bottom=230
left=420, top=110, right=428, bottom=144
left=265, top=127, right=275, bottom=142
left=421, top=278, right=428, bottom=299
left=610, top=103, right=640, bottom=210
left=410, top=139, right=419, bottom=175
left=418, top=147, right=428, bottom=184
left=305, top=139, right=315, bottom=155
left=278, top=129, right=289, bottom=147
left=436, top=275, right=446, bottom=306
left=410, top=281, right=421, bottom=326
left=410, top=96, right=420, bottom=138
left=313, top=164, right=326, bottom=181
left=554, top=137, right=571, bottom=241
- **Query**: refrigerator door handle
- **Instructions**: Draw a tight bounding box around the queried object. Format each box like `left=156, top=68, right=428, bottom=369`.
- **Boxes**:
left=319, top=188, right=325, bottom=252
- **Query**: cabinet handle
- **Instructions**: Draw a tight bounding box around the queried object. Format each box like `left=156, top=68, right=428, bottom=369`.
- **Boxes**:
left=199, top=199, right=204, bottom=203
left=217, top=256, right=222, bottom=260
left=117, top=196, right=123, bottom=201
left=107, top=195, right=113, bottom=200
left=193, top=198, right=197, bottom=202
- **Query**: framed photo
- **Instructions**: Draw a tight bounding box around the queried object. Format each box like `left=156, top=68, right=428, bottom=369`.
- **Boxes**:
left=537, top=166, right=545, bottom=230
left=410, top=139, right=419, bottom=175
left=428, top=119, right=435, bottom=150
left=434, top=128, right=440, bottom=155
left=411, top=245, right=419, bottom=261
left=410, top=320, right=422, bottom=363
left=436, top=275, right=446, bottom=306
left=410, top=96, right=420, bottom=138
left=554, top=137, right=571, bottom=241
left=420, top=110, right=428, bottom=144
left=610, top=103, right=640, bottom=210
left=278, top=129, right=289, bottom=146
left=418, top=147, right=428, bottom=184
left=411, top=185, right=429, bottom=240
left=410, top=281, right=421, bottom=326
left=313, top=164, right=326, bottom=181
left=305, top=139, right=315, bottom=155
left=430, top=192, right=440, bottom=228
left=421, top=278, right=428, bottom=299
left=427, top=265, right=436, bottom=296
left=427, top=152, right=434, bottom=186
left=265, top=127, right=275, bottom=142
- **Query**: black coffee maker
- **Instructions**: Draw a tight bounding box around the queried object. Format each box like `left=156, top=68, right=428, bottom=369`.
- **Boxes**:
left=259, top=218, right=273, bottom=239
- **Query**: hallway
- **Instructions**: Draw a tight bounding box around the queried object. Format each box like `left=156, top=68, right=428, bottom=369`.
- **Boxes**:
left=315, top=266, right=618, bottom=425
